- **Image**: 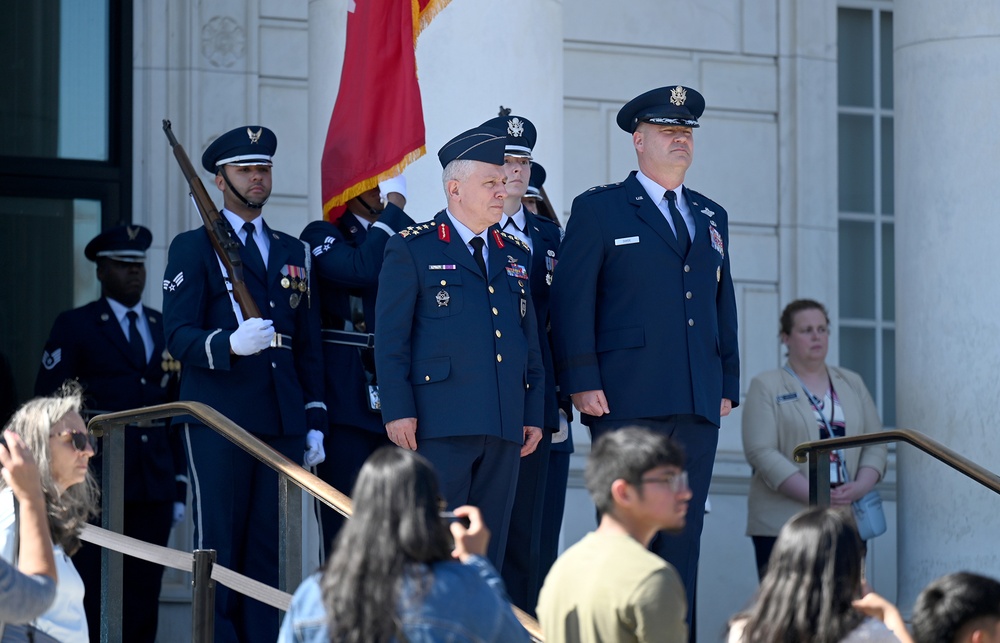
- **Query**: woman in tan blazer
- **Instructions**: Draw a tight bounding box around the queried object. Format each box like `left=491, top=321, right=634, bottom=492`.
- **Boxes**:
left=742, top=299, right=887, bottom=579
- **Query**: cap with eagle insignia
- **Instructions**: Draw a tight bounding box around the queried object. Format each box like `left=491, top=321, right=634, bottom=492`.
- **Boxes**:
left=201, top=125, right=277, bottom=173
left=616, top=85, right=705, bottom=133
left=480, top=115, right=536, bottom=159
left=84, top=225, right=153, bottom=264
left=437, top=125, right=507, bottom=168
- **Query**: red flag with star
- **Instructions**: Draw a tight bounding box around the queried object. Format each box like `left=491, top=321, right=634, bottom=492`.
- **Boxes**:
left=320, top=0, right=450, bottom=222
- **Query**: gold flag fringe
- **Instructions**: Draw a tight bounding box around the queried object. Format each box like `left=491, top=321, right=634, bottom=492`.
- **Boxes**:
left=323, top=145, right=426, bottom=219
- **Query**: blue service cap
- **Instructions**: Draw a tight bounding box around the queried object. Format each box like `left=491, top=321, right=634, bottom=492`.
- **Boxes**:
left=525, top=162, right=546, bottom=200
left=480, top=115, right=536, bottom=159
left=85, top=225, right=152, bottom=264
left=437, top=125, right=507, bottom=168
left=616, top=86, right=705, bottom=133
left=201, top=126, right=277, bottom=173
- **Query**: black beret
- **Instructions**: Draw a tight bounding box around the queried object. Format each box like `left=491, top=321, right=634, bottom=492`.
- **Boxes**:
left=85, top=225, right=152, bottom=263
left=437, top=126, right=506, bottom=168
left=616, top=86, right=705, bottom=133
left=480, top=115, right=536, bottom=159
left=525, top=162, right=546, bottom=200
left=201, top=125, right=277, bottom=173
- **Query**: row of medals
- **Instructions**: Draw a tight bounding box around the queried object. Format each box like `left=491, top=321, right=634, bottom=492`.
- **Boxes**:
left=281, top=275, right=307, bottom=309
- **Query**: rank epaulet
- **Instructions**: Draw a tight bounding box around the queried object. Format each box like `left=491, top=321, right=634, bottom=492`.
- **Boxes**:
left=397, top=221, right=439, bottom=240
left=585, top=181, right=622, bottom=194
left=499, top=231, right=530, bottom=254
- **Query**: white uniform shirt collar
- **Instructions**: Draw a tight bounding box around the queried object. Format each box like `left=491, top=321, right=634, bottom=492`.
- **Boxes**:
left=635, top=170, right=693, bottom=240
left=446, top=211, right=490, bottom=266
left=222, top=208, right=270, bottom=264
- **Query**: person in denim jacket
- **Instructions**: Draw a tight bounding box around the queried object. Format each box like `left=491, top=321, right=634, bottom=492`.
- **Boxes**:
left=278, top=447, right=530, bottom=643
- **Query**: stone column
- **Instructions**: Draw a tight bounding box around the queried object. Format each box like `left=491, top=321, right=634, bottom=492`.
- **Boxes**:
left=894, top=1, right=1000, bottom=610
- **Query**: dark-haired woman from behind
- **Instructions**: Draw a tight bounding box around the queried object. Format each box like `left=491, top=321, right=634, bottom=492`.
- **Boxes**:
left=727, top=506, right=911, bottom=643
left=278, top=446, right=530, bottom=643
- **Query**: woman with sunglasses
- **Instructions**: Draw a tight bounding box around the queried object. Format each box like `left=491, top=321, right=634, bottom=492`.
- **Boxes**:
left=0, top=382, right=99, bottom=643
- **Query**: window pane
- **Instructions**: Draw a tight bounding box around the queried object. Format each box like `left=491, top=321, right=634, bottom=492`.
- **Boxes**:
left=839, top=326, right=877, bottom=397
left=839, top=220, right=875, bottom=319
left=880, top=12, right=894, bottom=109
left=0, top=0, right=109, bottom=160
left=882, top=328, right=896, bottom=427
left=838, top=9, right=874, bottom=108
left=882, top=223, right=894, bottom=321
left=839, top=114, right=875, bottom=213
left=881, top=117, right=894, bottom=215
left=0, top=197, right=101, bottom=406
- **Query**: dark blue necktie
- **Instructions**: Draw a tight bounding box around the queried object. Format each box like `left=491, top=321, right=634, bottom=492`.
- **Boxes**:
left=665, top=191, right=690, bottom=255
left=469, top=237, right=488, bottom=278
left=126, top=311, right=147, bottom=367
left=242, top=221, right=266, bottom=274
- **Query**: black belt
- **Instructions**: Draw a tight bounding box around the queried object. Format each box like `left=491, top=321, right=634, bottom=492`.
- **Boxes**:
left=271, top=333, right=293, bottom=350
left=321, top=329, right=375, bottom=348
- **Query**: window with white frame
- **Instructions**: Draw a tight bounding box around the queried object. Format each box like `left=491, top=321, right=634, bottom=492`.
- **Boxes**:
left=837, top=3, right=895, bottom=426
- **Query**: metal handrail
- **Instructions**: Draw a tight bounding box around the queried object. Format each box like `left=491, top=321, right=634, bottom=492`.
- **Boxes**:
left=87, top=401, right=543, bottom=642
left=793, top=428, right=1000, bottom=506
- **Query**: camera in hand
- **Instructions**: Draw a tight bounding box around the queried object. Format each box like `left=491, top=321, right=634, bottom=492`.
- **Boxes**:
left=439, top=511, right=471, bottom=529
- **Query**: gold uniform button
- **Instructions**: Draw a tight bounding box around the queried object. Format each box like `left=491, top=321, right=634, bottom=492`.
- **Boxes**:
left=440, top=280, right=447, bottom=286
left=495, top=330, right=502, bottom=338
left=425, top=375, right=431, bottom=382
left=497, top=354, right=502, bottom=362
left=492, top=307, right=498, bottom=315
left=521, top=288, right=525, bottom=294
left=684, top=265, right=691, bottom=273
left=518, top=280, right=524, bottom=287
left=688, top=319, right=695, bottom=327
left=686, top=291, right=692, bottom=299
left=489, top=286, right=495, bottom=294
left=270, top=301, right=276, bottom=308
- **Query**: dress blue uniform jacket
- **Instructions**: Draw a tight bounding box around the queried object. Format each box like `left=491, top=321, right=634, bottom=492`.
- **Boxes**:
left=301, top=205, right=414, bottom=433
left=551, top=172, right=739, bottom=427
left=35, top=298, right=184, bottom=503
left=162, top=223, right=326, bottom=436
left=375, top=211, right=545, bottom=444
left=523, top=211, right=563, bottom=432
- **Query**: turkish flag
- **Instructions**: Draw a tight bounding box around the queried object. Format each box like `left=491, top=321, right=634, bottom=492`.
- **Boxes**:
left=320, top=0, right=449, bottom=222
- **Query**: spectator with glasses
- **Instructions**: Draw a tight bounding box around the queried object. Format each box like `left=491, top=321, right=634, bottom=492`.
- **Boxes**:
left=0, top=382, right=99, bottom=643
left=537, top=426, right=691, bottom=643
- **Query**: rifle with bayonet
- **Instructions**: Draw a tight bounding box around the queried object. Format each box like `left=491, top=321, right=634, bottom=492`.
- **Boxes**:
left=162, top=119, right=262, bottom=320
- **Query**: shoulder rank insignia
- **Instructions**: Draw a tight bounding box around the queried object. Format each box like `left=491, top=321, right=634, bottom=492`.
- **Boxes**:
left=398, top=222, right=439, bottom=240
left=163, top=272, right=184, bottom=292
left=498, top=230, right=529, bottom=254
left=41, top=349, right=62, bottom=371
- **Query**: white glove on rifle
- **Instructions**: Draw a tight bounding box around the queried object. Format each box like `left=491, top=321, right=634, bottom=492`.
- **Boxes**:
left=303, top=429, right=326, bottom=467
left=229, top=318, right=274, bottom=356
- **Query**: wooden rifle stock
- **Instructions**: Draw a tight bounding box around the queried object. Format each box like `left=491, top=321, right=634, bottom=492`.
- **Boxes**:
left=162, top=119, right=261, bottom=320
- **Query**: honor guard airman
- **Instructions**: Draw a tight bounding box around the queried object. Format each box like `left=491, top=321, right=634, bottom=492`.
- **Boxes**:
left=300, top=174, right=415, bottom=552
left=550, top=85, right=739, bottom=641
left=478, top=113, right=564, bottom=614
left=161, top=125, right=327, bottom=643
left=35, top=224, right=187, bottom=643
left=374, top=124, right=545, bottom=571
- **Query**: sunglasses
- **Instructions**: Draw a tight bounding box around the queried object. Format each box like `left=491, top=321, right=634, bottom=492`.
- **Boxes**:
left=51, top=429, right=98, bottom=455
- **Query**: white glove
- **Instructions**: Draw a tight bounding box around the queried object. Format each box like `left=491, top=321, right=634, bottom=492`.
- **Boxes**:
left=172, top=502, right=186, bottom=526
left=229, top=318, right=275, bottom=356
left=378, top=174, right=407, bottom=201
left=303, top=429, right=326, bottom=467
left=553, top=409, right=570, bottom=444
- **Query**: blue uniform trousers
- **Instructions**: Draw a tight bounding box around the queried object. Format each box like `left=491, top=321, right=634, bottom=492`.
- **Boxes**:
left=183, top=423, right=302, bottom=643
left=418, top=436, right=521, bottom=571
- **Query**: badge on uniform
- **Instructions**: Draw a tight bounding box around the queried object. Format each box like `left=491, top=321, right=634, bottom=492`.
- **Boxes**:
left=41, top=349, right=62, bottom=370
left=163, top=272, right=184, bottom=292
left=505, top=257, right=528, bottom=280
left=709, top=227, right=724, bottom=258
left=312, top=236, right=336, bottom=257
left=436, top=290, right=450, bottom=307
left=520, top=297, right=527, bottom=319
left=615, top=236, right=640, bottom=246
left=281, top=265, right=307, bottom=292
left=545, top=250, right=557, bottom=285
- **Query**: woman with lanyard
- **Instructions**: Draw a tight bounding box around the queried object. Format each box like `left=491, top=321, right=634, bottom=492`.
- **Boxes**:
left=741, top=299, right=887, bottom=580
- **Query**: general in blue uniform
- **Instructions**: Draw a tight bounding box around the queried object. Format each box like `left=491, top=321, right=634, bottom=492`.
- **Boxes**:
left=161, top=126, right=327, bottom=643
left=35, top=225, right=186, bottom=643
left=549, top=86, right=740, bottom=641
left=375, top=125, right=545, bottom=570
left=300, top=179, right=414, bottom=552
